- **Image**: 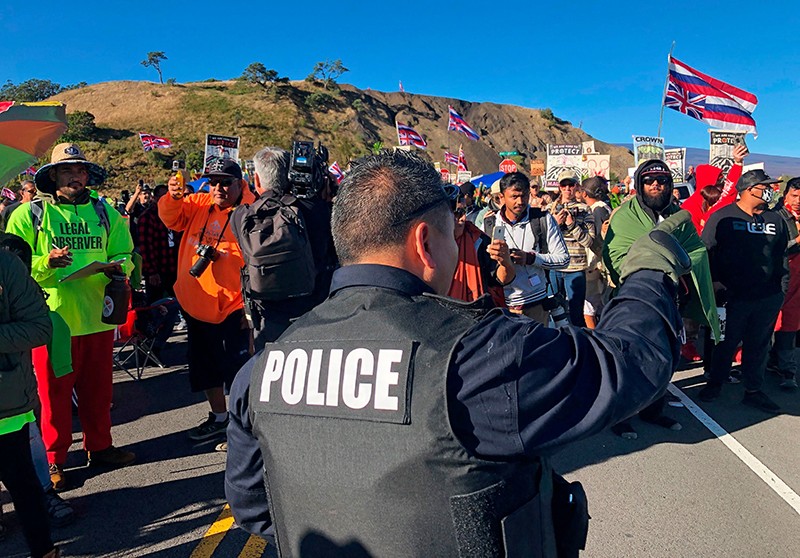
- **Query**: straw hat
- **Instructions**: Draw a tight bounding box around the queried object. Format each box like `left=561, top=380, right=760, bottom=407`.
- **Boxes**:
left=34, top=143, right=107, bottom=194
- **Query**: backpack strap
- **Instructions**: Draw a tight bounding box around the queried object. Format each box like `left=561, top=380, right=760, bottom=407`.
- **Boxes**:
left=30, top=199, right=44, bottom=248
left=91, top=196, right=110, bottom=237
left=527, top=208, right=549, bottom=255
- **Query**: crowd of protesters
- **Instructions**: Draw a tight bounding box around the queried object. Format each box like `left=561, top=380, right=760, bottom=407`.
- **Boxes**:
left=0, top=138, right=798, bottom=557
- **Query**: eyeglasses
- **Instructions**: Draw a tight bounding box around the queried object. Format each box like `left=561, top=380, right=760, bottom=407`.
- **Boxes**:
left=642, top=176, right=670, bottom=186
left=559, top=183, right=577, bottom=189
left=208, top=177, right=236, bottom=188
left=22, top=188, right=36, bottom=195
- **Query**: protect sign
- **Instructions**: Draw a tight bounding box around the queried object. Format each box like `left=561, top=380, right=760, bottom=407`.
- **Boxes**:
left=253, top=340, right=414, bottom=424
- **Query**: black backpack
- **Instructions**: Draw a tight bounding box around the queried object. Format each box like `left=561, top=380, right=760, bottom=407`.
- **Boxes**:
left=234, top=193, right=316, bottom=301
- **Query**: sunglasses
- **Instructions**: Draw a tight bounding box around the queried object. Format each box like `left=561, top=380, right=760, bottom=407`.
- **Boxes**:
left=642, top=175, right=670, bottom=186
left=208, top=177, right=236, bottom=187
left=559, top=183, right=577, bottom=189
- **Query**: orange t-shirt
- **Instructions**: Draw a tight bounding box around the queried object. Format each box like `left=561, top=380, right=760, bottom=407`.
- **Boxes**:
left=158, top=190, right=254, bottom=324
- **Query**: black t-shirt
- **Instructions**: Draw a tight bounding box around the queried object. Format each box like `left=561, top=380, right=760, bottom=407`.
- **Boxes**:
left=702, top=203, right=788, bottom=299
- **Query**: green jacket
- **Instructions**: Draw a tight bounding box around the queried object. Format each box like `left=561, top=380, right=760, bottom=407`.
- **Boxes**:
left=0, top=250, right=53, bottom=423
left=603, top=197, right=721, bottom=342
left=5, top=196, right=134, bottom=336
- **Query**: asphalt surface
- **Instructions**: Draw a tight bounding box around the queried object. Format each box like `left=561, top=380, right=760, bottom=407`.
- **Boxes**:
left=2, top=334, right=800, bottom=557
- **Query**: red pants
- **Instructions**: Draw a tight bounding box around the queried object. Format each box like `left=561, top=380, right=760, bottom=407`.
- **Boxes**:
left=32, top=330, right=114, bottom=464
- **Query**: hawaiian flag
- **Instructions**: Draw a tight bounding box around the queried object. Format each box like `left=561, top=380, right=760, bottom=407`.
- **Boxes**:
left=447, top=106, right=480, bottom=141
left=457, top=146, right=468, bottom=172
left=443, top=151, right=459, bottom=165
left=329, top=161, right=345, bottom=183
left=139, top=132, right=173, bottom=152
left=23, top=165, right=37, bottom=175
left=666, top=56, right=758, bottom=135
left=396, top=122, right=427, bottom=149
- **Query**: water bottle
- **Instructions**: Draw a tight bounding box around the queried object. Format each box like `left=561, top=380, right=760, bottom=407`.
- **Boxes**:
left=102, top=273, right=131, bottom=325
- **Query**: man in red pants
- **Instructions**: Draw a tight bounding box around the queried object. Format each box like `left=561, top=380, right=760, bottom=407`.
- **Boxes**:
left=6, top=143, right=136, bottom=491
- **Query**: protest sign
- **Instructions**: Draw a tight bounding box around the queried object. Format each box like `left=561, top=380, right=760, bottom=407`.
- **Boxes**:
left=583, top=154, right=610, bottom=180
left=664, top=148, right=686, bottom=183
left=582, top=140, right=597, bottom=154
left=632, top=135, right=665, bottom=166
left=457, top=170, right=472, bottom=183
left=545, top=144, right=582, bottom=188
left=529, top=160, right=545, bottom=177
left=743, top=162, right=765, bottom=173
left=204, top=134, right=240, bottom=173
left=709, top=130, right=747, bottom=176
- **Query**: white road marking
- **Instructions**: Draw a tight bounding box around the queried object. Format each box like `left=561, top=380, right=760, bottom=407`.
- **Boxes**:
left=668, top=383, right=800, bottom=516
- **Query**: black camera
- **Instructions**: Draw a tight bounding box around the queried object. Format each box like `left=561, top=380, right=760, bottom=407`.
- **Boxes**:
left=189, top=244, right=219, bottom=278
left=172, top=160, right=186, bottom=171
left=540, top=293, right=570, bottom=328
left=288, top=140, right=331, bottom=199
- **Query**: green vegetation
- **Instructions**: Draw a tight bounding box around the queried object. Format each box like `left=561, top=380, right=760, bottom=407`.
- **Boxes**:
left=307, top=59, right=349, bottom=90
left=61, top=111, right=99, bottom=142
left=0, top=79, right=86, bottom=101
left=141, top=51, right=167, bottom=84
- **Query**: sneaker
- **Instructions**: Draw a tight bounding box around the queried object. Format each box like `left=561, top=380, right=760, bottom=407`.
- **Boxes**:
left=780, top=377, right=798, bottom=391
left=49, top=463, right=68, bottom=492
left=215, top=441, right=228, bottom=452
left=640, top=414, right=683, bottom=431
left=45, top=488, right=75, bottom=527
left=698, top=382, right=722, bottom=402
left=88, top=445, right=136, bottom=468
left=188, top=412, right=228, bottom=442
left=742, top=390, right=781, bottom=414
left=611, top=422, right=638, bottom=440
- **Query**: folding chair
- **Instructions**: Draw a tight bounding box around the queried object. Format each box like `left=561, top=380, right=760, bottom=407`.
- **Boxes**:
left=113, top=302, right=172, bottom=380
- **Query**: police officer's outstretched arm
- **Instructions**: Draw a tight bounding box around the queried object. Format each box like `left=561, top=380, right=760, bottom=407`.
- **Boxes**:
left=455, top=212, right=691, bottom=457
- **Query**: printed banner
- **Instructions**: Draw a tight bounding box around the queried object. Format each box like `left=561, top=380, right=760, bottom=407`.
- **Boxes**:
left=582, top=140, right=597, bottom=154
left=456, top=170, right=472, bottom=183
left=545, top=144, right=583, bottom=188
left=664, top=148, right=686, bottom=183
left=529, top=160, right=545, bottom=177
left=583, top=154, right=610, bottom=180
left=632, top=135, right=665, bottom=166
left=709, top=130, right=747, bottom=176
left=204, top=134, right=240, bottom=173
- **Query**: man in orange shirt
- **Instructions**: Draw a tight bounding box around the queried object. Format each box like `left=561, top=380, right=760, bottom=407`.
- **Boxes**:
left=159, top=160, right=255, bottom=441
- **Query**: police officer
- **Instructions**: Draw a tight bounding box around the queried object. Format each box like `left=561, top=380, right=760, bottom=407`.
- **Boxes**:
left=225, top=150, right=690, bottom=557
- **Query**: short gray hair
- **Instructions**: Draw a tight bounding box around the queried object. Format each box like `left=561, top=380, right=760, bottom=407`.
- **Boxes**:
left=252, top=147, right=290, bottom=194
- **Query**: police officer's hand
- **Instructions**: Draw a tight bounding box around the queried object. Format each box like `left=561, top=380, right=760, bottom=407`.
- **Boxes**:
left=167, top=175, right=184, bottom=200
left=619, top=210, right=692, bottom=285
left=48, top=246, right=73, bottom=268
left=487, top=239, right=512, bottom=266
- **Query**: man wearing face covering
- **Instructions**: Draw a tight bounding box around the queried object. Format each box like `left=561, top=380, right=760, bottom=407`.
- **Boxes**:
left=699, top=170, right=788, bottom=412
left=603, top=160, right=720, bottom=438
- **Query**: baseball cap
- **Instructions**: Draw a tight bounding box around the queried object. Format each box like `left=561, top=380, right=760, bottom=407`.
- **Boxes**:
left=557, top=170, right=580, bottom=184
left=582, top=176, right=608, bottom=198
left=458, top=181, right=476, bottom=197
left=202, top=159, right=243, bottom=179
left=736, top=169, right=781, bottom=192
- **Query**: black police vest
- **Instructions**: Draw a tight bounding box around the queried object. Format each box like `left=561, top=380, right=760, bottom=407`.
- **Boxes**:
left=250, top=286, right=557, bottom=557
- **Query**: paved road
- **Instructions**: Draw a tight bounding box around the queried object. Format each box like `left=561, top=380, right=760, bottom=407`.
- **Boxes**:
left=2, top=334, right=799, bottom=557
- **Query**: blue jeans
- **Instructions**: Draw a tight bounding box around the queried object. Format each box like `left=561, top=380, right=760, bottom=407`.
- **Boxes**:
left=551, top=270, right=586, bottom=327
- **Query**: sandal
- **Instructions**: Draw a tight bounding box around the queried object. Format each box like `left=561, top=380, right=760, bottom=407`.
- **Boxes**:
left=45, top=488, right=75, bottom=527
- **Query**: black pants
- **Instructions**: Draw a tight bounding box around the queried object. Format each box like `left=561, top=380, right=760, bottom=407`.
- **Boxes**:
left=0, top=423, right=54, bottom=558
left=708, top=292, right=784, bottom=391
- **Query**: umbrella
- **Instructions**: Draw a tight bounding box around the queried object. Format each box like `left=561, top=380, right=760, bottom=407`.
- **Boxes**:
left=0, top=101, right=68, bottom=185
left=189, top=177, right=209, bottom=192
left=470, top=171, right=504, bottom=190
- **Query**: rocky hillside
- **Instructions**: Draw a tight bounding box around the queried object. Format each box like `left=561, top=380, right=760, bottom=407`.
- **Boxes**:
left=47, top=79, right=634, bottom=192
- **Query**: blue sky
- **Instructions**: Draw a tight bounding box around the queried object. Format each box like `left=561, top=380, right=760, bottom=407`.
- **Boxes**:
left=3, top=1, right=799, bottom=157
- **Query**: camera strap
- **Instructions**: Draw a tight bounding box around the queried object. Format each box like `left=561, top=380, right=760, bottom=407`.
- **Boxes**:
left=197, top=204, right=233, bottom=250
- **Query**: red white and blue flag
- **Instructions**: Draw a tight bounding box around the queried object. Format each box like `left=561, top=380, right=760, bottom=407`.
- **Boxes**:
left=447, top=106, right=480, bottom=141
left=139, top=132, right=173, bottom=152
left=23, top=165, right=37, bottom=175
left=665, top=56, right=758, bottom=135
left=329, top=161, right=344, bottom=183
left=444, top=151, right=459, bottom=165
left=396, top=122, right=427, bottom=149
left=457, top=146, right=468, bottom=172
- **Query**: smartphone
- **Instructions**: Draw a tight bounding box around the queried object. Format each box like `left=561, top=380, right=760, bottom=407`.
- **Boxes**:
left=735, top=136, right=750, bottom=156
left=492, top=225, right=505, bottom=241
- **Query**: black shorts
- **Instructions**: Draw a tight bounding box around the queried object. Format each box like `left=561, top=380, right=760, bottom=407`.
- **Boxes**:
left=185, top=310, right=251, bottom=392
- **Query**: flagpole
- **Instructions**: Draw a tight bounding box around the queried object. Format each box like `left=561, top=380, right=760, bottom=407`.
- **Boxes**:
left=657, top=41, right=676, bottom=138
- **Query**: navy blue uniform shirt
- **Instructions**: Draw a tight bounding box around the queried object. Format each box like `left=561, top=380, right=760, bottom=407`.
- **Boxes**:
left=226, top=264, right=682, bottom=536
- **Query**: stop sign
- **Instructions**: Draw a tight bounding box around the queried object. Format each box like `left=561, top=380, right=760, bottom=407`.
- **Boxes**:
left=499, top=158, right=518, bottom=174
left=440, top=168, right=450, bottom=181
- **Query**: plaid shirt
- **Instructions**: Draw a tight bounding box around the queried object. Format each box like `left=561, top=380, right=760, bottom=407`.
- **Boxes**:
left=137, top=205, right=180, bottom=276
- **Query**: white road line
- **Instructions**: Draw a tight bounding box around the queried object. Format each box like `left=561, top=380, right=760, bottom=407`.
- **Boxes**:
left=668, top=383, right=800, bottom=516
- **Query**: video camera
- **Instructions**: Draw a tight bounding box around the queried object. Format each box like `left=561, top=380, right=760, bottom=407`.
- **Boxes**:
left=288, top=141, right=332, bottom=199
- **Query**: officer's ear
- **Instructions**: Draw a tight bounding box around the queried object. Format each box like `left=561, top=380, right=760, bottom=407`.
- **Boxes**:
left=411, top=221, right=437, bottom=271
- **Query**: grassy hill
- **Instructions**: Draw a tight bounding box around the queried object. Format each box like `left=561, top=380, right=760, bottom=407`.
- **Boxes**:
left=44, top=79, right=635, bottom=194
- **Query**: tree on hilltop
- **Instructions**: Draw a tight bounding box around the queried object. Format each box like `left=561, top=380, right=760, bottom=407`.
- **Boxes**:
left=141, top=51, right=167, bottom=84
left=307, top=59, right=349, bottom=90
left=0, top=79, right=65, bottom=101
left=241, top=62, right=289, bottom=89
